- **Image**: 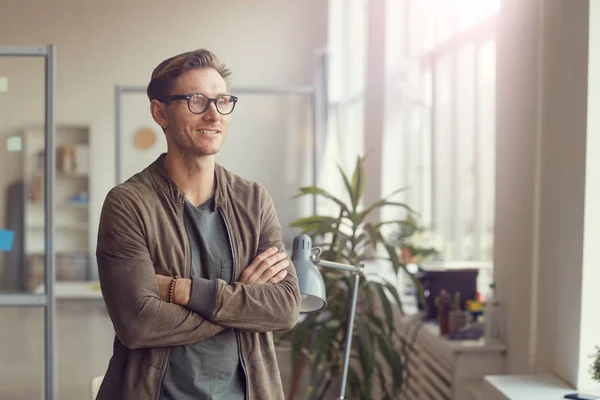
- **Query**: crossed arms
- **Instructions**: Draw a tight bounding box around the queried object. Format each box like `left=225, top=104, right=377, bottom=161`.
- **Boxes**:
left=96, top=188, right=300, bottom=349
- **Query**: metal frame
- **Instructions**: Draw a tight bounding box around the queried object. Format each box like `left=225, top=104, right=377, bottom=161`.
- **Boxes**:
left=115, top=54, right=328, bottom=216
left=0, top=45, right=57, bottom=400
left=412, top=15, right=496, bottom=261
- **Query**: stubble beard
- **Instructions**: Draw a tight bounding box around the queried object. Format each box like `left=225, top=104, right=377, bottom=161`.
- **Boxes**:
left=171, top=131, right=218, bottom=173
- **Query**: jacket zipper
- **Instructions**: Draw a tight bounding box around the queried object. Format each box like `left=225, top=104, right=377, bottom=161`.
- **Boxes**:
left=155, top=202, right=189, bottom=400
left=218, top=206, right=250, bottom=399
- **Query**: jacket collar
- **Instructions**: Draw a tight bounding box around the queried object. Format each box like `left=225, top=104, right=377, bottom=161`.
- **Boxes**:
left=148, top=153, right=225, bottom=210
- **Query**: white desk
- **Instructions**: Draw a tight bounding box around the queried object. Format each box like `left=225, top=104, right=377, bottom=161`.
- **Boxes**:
left=483, top=374, right=595, bottom=400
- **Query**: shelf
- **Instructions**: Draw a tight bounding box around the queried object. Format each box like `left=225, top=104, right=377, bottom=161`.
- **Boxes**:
left=28, top=250, right=90, bottom=256
left=57, top=171, right=88, bottom=179
left=29, top=202, right=89, bottom=209
left=29, top=201, right=90, bottom=210
left=30, top=170, right=88, bottom=179
left=27, top=222, right=89, bottom=231
left=33, top=281, right=103, bottom=300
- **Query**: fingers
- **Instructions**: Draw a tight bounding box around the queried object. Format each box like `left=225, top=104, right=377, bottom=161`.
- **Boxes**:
left=239, top=247, right=278, bottom=282
left=268, top=269, right=288, bottom=284
left=244, top=257, right=289, bottom=284
left=252, top=252, right=288, bottom=280
left=252, top=258, right=289, bottom=284
left=238, top=247, right=292, bottom=284
left=240, top=247, right=284, bottom=282
left=249, top=247, right=279, bottom=270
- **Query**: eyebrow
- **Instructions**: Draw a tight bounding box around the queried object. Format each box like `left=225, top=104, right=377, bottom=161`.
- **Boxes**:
left=204, top=92, right=230, bottom=97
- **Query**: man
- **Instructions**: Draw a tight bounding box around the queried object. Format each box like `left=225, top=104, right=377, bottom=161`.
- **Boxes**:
left=96, top=49, right=300, bottom=400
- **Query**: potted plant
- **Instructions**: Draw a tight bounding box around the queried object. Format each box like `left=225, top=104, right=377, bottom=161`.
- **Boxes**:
left=591, top=346, right=600, bottom=383
left=389, top=214, right=445, bottom=264
left=276, top=155, right=425, bottom=400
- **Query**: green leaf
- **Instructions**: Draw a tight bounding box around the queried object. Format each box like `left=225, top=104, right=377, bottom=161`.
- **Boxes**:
left=382, top=241, right=426, bottom=311
left=364, top=313, right=386, bottom=335
left=289, top=215, right=338, bottom=228
left=351, top=156, right=366, bottom=212
left=382, top=186, right=408, bottom=200
left=330, top=207, right=347, bottom=262
left=359, top=200, right=414, bottom=221
left=375, top=284, right=395, bottom=336
left=348, top=366, right=364, bottom=399
left=374, top=330, right=404, bottom=391
left=374, top=219, right=418, bottom=230
left=310, top=326, right=333, bottom=375
left=290, top=215, right=342, bottom=237
left=290, top=313, right=317, bottom=367
left=382, top=278, right=405, bottom=316
left=363, top=222, right=385, bottom=247
left=375, top=362, right=394, bottom=399
left=357, top=322, right=374, bottom=391
left=345, top=210, right=364, bottom=227
left=337, top=164, right=355, bottom=210
left=294, top=186, right=349, bottom=212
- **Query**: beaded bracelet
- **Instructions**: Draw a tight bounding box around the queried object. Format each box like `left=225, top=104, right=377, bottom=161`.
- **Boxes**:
left=168, top=276, right=180, bottom=303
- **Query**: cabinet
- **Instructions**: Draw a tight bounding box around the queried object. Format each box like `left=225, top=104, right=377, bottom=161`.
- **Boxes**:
left=399, top=315, right=506, bottom=400
left=21, top=125, right=97, bottom=296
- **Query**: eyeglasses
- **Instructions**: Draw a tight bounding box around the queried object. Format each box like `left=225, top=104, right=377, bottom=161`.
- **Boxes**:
left=159, top=93, right=238, bottom=115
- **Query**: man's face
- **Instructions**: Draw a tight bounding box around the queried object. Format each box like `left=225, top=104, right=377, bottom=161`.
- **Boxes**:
left=158, top=68, right=232, bottom=157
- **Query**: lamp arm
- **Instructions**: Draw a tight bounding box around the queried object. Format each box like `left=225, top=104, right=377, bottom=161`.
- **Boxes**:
left=312, top=258, right=364, bottom=275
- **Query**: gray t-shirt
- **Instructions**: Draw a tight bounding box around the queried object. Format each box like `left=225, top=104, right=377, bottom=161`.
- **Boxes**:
left=161, top=197, right=246, bottom=400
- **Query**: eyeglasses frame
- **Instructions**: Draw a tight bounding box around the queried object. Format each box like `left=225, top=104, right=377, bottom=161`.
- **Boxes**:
left=157, top=93, right=238, bottom=115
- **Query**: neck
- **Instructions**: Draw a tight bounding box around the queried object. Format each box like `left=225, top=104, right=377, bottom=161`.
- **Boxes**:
left=163, top=149, right=215, bottom=207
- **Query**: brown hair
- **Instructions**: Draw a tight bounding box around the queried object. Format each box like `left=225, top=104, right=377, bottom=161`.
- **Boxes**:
left=146, top=49, right=231, bottom=101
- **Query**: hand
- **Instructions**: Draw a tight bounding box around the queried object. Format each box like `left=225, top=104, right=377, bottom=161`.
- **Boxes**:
left=156, top=274, right=191, bottom=306
left=238, top=247, right=289, bottom=285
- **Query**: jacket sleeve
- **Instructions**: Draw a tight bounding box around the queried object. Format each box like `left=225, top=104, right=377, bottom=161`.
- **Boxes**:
left=96, top=188, right=225, bottom=349
left=188, top=186, right=301, bottom=332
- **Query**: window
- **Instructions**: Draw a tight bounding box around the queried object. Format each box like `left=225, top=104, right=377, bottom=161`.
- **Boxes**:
left=385, top=0, right=498, bottom=262
left=317, top=0, right=367, bottom=216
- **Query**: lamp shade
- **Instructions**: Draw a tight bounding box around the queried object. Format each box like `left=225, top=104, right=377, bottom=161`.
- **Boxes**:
left=291, top=234, right=327, bottom=313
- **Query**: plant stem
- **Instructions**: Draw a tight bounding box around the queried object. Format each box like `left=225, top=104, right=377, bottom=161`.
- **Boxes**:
left=332, top=206, right=345, bottom=262
left=289, top=338, right=310, bottom=400
left=314, top=370, right=333, bottom=400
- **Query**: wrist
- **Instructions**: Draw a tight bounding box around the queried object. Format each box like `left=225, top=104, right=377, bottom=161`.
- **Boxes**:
left=175, top=278, right=191, bottom=306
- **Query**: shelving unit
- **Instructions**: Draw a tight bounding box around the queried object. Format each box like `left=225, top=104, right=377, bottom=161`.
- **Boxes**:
left=21, top=124, right=96, bottom=297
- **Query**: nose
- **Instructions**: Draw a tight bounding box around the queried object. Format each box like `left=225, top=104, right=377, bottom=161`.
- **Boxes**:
left=203, top=101, right=221, bottom=122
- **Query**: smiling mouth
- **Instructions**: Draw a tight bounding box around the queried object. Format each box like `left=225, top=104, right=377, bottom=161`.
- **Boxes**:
left=197, top=129, right=220, bottom=135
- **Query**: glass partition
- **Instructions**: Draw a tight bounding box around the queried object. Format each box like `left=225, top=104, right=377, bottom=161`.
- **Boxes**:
left=118, top=88, right=315, bottom=248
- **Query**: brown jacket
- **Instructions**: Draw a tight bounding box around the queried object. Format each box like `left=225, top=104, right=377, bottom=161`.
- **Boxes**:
left=95, top=155, right=300, bottom=400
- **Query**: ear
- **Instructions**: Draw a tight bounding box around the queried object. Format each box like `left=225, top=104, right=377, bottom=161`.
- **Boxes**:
left=150, top=99, right=168, bottom=130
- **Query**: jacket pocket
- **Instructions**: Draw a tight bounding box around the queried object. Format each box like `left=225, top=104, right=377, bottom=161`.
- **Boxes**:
left=220, top=258, right=234, bottom=283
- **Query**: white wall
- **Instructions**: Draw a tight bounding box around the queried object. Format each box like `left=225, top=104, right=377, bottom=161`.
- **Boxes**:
left=495, top=0, right=593, bottom=387
left=494, top=0, right=541, bottom=374
left=0, top=0, right=327, bottom=254
left=577, top=0, right=600, bottom=391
